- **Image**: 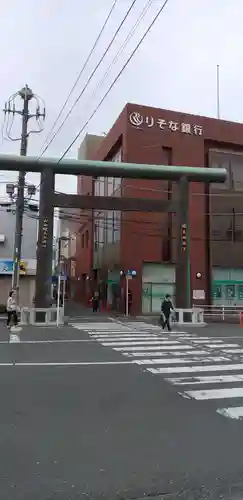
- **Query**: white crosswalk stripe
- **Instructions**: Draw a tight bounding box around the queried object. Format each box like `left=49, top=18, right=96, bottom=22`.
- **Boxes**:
left=71, top=320, right=243, bottom=421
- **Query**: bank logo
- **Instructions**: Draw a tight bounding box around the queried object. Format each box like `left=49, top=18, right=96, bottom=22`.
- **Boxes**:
left=129, top=111, right=143, bottom=127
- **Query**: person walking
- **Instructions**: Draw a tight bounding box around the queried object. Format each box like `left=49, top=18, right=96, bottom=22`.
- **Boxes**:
left=128, top=289, right=132, bottom=315
left=160, top=294, right=174, bottom=332
left=6, top=290, right=18, bottom=328
left=92, top=291, right=99, bottom=313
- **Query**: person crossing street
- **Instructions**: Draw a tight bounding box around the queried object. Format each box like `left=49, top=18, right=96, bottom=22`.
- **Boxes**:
left=160, top=294, right=174, bottom=332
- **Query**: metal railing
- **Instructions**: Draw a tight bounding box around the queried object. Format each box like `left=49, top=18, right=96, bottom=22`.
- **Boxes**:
left=193, top=304, right=242, bottom=323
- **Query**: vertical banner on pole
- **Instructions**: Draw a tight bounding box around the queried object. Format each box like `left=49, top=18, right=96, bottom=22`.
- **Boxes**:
left=62, top=276, right=66, bottom=317
left=56, top=274, right=61, bottom=327
left=176, top=176, right=191, bottom=308
left=35, top=168, right=54, bottom=308
left=125, top=275, right=129, bottom=317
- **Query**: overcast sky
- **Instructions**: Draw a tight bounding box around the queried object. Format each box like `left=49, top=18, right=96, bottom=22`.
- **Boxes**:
left=0, top=0, right=242, bottom=199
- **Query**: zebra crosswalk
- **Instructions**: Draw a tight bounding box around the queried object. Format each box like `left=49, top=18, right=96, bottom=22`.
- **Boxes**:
left=71, top=320, right=243, bottom=421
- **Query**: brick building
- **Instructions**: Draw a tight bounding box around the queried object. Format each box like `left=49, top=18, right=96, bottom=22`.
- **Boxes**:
left=75, top=102, right=243, bottom=314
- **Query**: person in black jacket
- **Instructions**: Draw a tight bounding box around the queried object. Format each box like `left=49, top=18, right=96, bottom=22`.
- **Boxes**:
left=161, top=294, right=174, bottom=331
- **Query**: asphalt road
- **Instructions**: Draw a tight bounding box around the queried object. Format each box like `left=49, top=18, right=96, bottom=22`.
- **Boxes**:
left=1, top=319, right=243, bottom=499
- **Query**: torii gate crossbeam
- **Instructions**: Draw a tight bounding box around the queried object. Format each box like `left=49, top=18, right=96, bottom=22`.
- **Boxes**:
left=0, top=155, right=227, bottom=309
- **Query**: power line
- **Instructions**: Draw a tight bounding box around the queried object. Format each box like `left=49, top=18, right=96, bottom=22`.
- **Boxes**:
left=29, top=0, right=171, bottom=211
left=82, top=0, right=154, bottom=112
left=57, top=0, right=170, bottom=162
left=28, top=0, right=139, bottom=204
left=38, top=0, right=138, bottom=158
left=38, top=0, right=119, bottom=156
left=1, top=205, right=242, bottom=244
left=23, top=203, right=243, bottom=222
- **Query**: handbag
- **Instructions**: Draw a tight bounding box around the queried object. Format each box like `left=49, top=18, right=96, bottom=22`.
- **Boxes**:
left=159, top=311, right=165, bottom=325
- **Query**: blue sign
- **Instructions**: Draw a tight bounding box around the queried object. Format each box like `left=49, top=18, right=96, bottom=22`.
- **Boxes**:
left=52, top=274, right=67, bottom=283
left=0, top=260, right=28, bottom=275
left=0, top=260, right=13, bottom=274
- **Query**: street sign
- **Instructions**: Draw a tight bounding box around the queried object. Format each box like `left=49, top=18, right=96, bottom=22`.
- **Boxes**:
left=52, top=274, right=67, bottom=282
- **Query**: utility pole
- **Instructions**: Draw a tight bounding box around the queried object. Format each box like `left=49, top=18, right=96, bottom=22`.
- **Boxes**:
left=3, top=85, right=45, bottom=301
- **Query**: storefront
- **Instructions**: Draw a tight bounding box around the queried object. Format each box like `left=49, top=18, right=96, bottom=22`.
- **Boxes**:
left=212, top=268, right=243, bottom=306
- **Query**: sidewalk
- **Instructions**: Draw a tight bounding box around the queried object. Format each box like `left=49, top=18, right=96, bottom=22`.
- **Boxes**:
left=66, top=301, right=160, bottom=323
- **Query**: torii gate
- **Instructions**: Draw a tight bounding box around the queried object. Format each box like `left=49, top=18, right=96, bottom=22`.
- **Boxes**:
left=0, top=155, right=227, bottom=309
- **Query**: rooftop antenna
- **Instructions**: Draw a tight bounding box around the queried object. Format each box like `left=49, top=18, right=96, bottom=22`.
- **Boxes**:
left=216, top=64, right=220, bottom=119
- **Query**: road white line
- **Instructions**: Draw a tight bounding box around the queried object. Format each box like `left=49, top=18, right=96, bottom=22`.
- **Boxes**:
left=72, top=325, right=130, bottom=332
left=91, top=336, right=161, bottom=341
left=87, top=329, right=131, bottom=332
left=135, top=356, right=229, bottom=366
left=89, top=330, right=162, bottom=340
left=122, top=322, right=161, bottom=328
left=88, top=330, right=129, bottom=334
left=171, top=335, right=243, bottom=340
left=124, top=328, right=187, bottom=334
left=89, top=332, right=161, bottom=336
left=183, top=388, right=243, bottom=400
left=169, top=334, right=203, bottom=337
left=101, top=340, right=180, bottom=347
left=191, top=340, right=223, bottom=344
left=78, top=330, right=130, bottom=334
left=15, top=361, right=136, bottom=366
left=202, top=344, right=240, bottom=349
left=114, top=345, right=194, bottom=352
left=166, top=374, right=243, bottom=385
left=221, top=349, right=243, bottom=354
left=7, top=339, right=97, bottom=344
left=123, top=350, right=208, bottom=357
left=72, top=323, right=127, bottom=328
left=217, top=407, right=243, bottom=420
left=147, top=363, right=243, bottom=375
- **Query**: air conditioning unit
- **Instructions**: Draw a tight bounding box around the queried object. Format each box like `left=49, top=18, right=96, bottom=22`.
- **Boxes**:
left=0, top=234, right=5, bottom=243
